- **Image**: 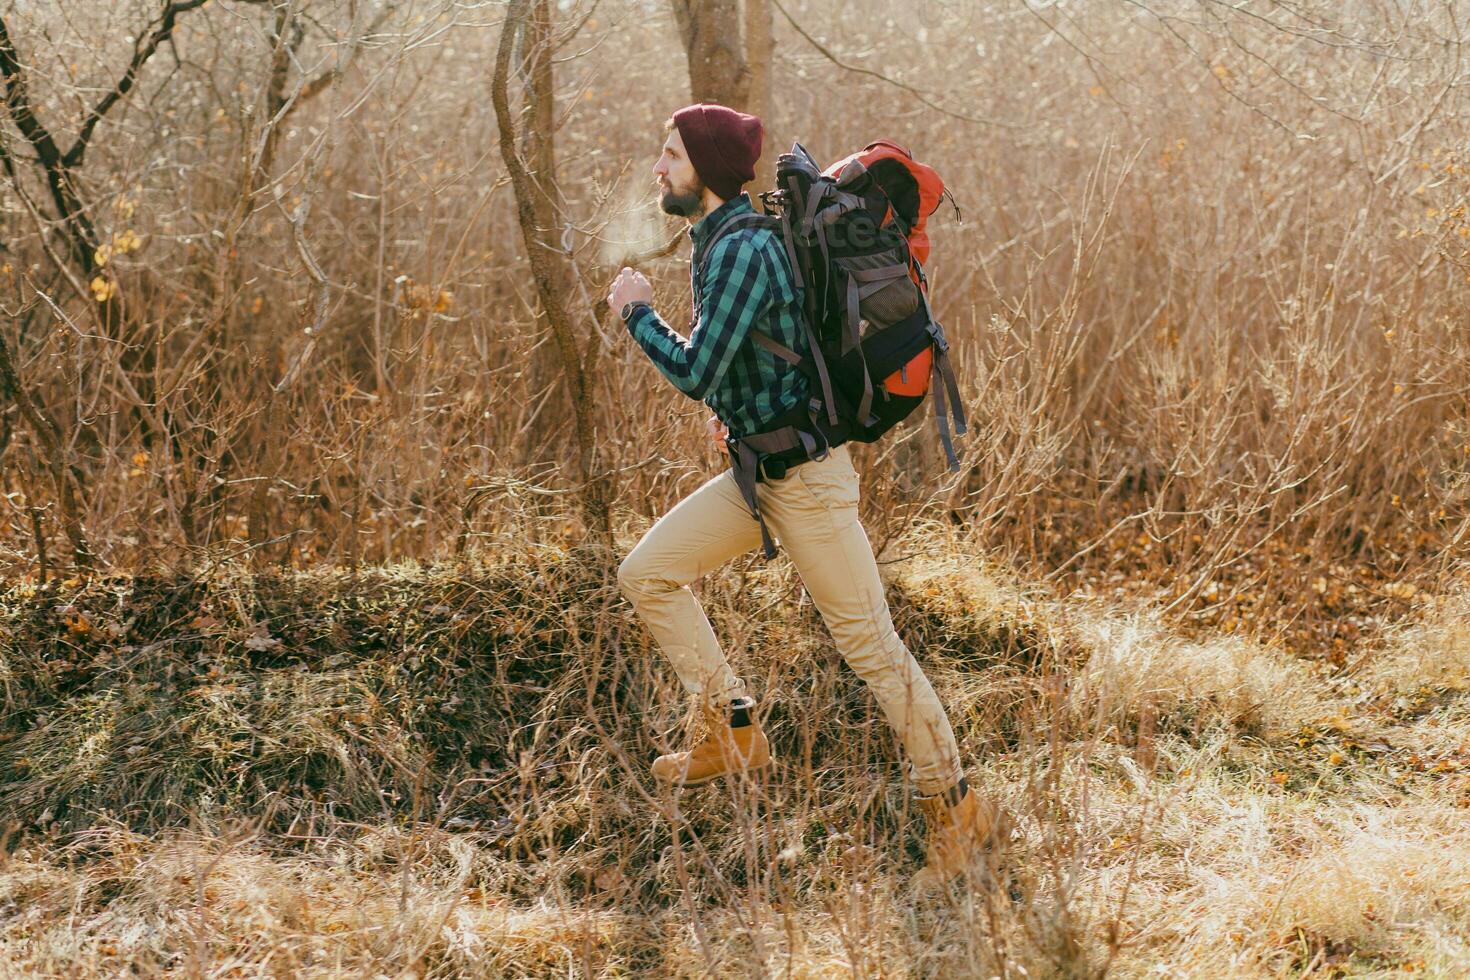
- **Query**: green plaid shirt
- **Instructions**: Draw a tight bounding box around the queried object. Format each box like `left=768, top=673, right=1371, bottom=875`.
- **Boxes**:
left=625, top=193, right=810, bottom=440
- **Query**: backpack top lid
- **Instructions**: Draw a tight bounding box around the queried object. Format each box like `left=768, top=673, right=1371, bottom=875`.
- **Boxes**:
left=822, top=139, right=946, bottom=266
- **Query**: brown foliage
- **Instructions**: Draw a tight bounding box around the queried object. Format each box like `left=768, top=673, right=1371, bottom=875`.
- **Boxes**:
left=0, top=0, right=1463, bottom=642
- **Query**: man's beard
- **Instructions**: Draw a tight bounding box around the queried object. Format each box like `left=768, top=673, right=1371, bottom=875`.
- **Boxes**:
left=659, top=179, right=706, bottom=219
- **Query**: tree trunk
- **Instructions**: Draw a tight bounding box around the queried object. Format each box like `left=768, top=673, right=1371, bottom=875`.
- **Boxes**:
left=518, top=0, right=573, bottom=403
left=492, top=0, right=615, bottom=554
left=669, top=0, right=777, bottom=198
left=743, top=0, right=776, bottom=198
left=670, top=0, right=749, bottom=107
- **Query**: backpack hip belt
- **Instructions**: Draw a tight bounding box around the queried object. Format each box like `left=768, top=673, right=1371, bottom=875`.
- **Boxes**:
left=725, top=398, right=845, bottom=560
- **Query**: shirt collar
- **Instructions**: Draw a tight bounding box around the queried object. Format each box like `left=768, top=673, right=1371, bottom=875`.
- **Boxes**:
left=688, top=192, right=753, bottom=250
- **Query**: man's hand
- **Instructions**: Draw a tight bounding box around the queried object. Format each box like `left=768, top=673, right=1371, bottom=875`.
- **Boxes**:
left=608, top=266, right=654, bottom=315
left=705, top=415, right=729, bottom=451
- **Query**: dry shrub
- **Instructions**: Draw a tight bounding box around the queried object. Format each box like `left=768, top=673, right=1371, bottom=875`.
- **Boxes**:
left=0, top=1, right=1463, bottom=631
left=1364, top=585, right=1470, bottom=694
left=1067, top=611, right=1328, bottom=739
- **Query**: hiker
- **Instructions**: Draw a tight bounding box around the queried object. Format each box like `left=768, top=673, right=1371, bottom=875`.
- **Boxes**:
left=606, top=102, right=1012, bottom=891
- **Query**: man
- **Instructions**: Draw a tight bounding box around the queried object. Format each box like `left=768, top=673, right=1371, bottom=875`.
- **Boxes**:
left=606, top=102, right=1012, bottom=891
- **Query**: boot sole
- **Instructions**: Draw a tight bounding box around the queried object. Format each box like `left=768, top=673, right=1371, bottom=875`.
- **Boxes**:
left=657, top=755, right=773, bottom=788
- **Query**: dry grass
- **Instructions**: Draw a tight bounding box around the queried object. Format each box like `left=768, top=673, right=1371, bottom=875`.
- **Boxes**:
left=2, top=0, right=1469, bottom=975
left=2, top=545, right=1467, bottom=977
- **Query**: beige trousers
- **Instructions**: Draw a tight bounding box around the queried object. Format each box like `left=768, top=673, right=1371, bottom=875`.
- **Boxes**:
left=617, top=443, right=963, bottom=796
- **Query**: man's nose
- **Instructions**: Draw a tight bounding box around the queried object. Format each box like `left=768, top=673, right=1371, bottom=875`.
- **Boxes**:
left=652, top=158, right=667, bottom=178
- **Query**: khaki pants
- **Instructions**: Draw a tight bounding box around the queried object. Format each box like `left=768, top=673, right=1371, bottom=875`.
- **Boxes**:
left=617, top=443, right=963, bottom=796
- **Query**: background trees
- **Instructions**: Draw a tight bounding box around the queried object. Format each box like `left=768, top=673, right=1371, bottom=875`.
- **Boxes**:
left=0, top=1, right=1463, bottom=658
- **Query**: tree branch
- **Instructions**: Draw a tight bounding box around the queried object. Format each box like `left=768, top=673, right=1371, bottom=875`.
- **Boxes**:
left=769, top=0, right=1029, bottom=130
left=0, top=13, right=100, bottom=271
left=62, top=0, right=211, bottom=170
left=0, top=300, right=94, bottom=570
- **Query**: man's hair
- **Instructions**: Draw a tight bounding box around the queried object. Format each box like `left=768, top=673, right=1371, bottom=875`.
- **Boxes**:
left=663, top=116, right=676, bottom=134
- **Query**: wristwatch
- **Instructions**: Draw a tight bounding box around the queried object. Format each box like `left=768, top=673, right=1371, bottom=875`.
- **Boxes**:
left=620, top=300, right=651, bottom=322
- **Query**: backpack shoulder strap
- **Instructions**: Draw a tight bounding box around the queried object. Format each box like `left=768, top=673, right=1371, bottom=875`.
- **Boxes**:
left=748, top=328, right=802, bottom=365
left=692, top=211, right=780, bottom=277
left=691, top=211, right=782, bottom=322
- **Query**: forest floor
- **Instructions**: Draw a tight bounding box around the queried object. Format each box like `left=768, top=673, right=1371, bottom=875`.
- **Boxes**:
left=1, top=522, right=1467, bottom=977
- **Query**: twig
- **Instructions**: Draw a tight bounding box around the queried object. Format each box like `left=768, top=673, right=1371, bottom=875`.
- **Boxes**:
left=769, top=0, right=1030, bottom=130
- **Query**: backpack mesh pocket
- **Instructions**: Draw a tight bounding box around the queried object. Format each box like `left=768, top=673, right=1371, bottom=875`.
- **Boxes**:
left=834, top=247, right=921, bottom=332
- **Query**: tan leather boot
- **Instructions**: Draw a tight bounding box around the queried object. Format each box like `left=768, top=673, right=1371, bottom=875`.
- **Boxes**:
left=651, top=697, right=772, bottom=787
left=910, top=776, right=1014, bottom=892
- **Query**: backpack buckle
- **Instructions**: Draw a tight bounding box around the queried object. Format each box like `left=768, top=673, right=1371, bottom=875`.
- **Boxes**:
left=925, top=318, right=950, bottom=355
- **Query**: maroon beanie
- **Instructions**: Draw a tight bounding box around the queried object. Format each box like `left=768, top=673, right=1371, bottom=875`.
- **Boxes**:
left=671, top=103, right=763, bottom=201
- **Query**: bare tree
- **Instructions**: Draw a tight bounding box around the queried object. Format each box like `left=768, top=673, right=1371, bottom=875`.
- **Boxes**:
left=0, top=0, right=395, bottom=566
left=492, top=0, right=616, bottom=553
left=0, top=4, right=214, bottom=570
left=0, top=308, right=94, bottom=571
left=0, top=2, right=209, bottom=399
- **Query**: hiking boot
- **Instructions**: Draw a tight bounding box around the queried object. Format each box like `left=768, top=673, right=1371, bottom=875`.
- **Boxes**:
left=910, top=776, right=1014, bottom=892
left=651, top=696, right=772, bottom=787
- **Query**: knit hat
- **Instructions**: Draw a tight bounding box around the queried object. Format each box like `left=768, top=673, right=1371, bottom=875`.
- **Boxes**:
left=671, top=103, right=763, bottom=201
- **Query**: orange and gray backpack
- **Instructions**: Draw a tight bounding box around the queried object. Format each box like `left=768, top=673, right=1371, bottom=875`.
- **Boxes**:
left=718, top=139, right=968, bottom=558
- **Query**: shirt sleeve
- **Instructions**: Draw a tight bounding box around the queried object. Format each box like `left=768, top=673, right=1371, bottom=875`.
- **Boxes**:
left=625, top=232, right=773, bottom=401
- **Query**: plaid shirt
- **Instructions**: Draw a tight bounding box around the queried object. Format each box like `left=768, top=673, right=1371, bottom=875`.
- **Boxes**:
left=625, top=193, right=810, bottom=440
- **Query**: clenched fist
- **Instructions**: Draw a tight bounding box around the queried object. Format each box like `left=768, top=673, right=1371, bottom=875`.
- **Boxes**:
left=608, top=266, right=653, bottom=315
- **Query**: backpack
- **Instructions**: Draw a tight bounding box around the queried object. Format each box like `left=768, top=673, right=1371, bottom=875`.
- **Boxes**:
left=700, top=140, right=968, bottom=559
left=756, top=140, right=966, bottom=462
